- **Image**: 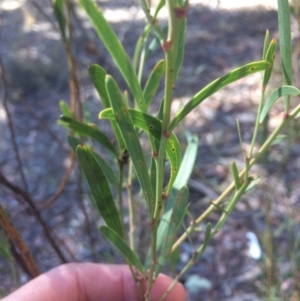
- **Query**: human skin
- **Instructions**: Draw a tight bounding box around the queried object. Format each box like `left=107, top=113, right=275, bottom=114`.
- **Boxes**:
left=1, top=263, right=187, bottom=301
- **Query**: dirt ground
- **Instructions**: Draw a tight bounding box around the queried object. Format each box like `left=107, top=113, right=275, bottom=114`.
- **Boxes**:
left=1, top=1, right=300, bottom=300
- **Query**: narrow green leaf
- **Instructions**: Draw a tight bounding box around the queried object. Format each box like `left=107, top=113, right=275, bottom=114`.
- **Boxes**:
left=174, top=18, right=186, bottom=80
left=270, top=134, right=287, bottom=146
left=262, top=30, right=270, bottom=60
left=203, top=223, right=212, bottom=248
left=155, top=186, right=188, bottom=276
left=231, top=161, right=241, bottom=190
left=245, top=177, right=260, bottom=192
left=133, top=35, right=145, bottom=73
left=78, top=0, right=146, bottom=111
left=93, top=153, right=118, bottom=187
left=88, top=64, right=110, bottom=108
left=262, top=38, right=277, bottom=88
left=100, top=226, right=145, bottom=276
left=88, top=65, right=125, bottom=151
left=105, top=75, right=154, bottom=217
left=138, top=0, right=165, bottom=43
left=76, top=145, right=123, bottom=237
left=100, top=108, right=182, bottom=192
left=277, top=0, right=292, bottom=111
left=53, top=0, right=66, bottom=42
left=59, top=100, right=72, bottom=117
left=259, top=85, right=300, bottom=123
left=147, top=134, right=197, bottom=267
left=61, top=115, right=118, bottom=158
left=143, top=60, right=165, bottom=107
left=165, top=133, right=182, bottom=192
left=153, top=0, right=166, bottom=18
left=68, top=136, right=118, bottom=187
left=100, top=109, right=160, bottom=137
left=196, top=223, right=212, bottom=260
left=173, top=132, right=198, bottom=190
left=170, top=61, right=271, bottom=130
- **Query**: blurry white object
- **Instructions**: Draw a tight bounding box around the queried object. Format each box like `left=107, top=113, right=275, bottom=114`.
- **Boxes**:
left=185, top=275, right=212, bottom=295
left=246, top=232, right=262, bottom=260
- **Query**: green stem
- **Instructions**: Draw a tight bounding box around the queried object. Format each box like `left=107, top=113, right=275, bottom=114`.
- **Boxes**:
left=127, top=161, right=135, bottom=251
left=138, top=43, right=147, bottom=84
left=118, top=164, right=125, bottom=234
left=161, top=181, right=249, bottom=300
left=138, top=0, right=165, bottom=43
left=146, top=1, right=179, bottom=299
left=171, top=103, right=300, bottom=253
left=249, top=91, right=265, bottom=158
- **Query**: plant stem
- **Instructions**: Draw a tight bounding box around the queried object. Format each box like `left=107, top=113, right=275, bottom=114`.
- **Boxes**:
left=160, top=181, right=249, bottom=300
left=127, top=161, right=135, bottom=251
left=138, top=0, right=165, bottom=43
left=171, top=103, right=300, bottom=253
left=249, top=92, right=265, bottom=158
left=118, top=164, right=125, bottom=232
left=146, top=0, right=179, bottom=299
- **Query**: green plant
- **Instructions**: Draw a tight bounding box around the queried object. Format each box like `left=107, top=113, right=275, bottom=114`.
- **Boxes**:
left=56, top=0, right=300, bottom=300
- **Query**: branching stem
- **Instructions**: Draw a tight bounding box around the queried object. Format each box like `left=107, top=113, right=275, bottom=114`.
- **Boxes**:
left=171, top=103, right=300, bottom=253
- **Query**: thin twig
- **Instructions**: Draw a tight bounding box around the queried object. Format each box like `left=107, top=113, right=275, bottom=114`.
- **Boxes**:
left=0, top=57, right=29, bottom=192
left=0, top=171, right=68, bottom=263
left=0, top=205, right=41, bottom=278
left=28, top=0, right=58, bottom=32
left=37, top=151, right=75, bottom=210
left=29, top=0, right=83, bottom=120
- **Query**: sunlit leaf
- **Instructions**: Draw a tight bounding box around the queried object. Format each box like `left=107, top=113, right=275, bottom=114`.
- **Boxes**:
left=262, top=30, right=270, bottom=61
left=259, top=85, right=300, bottom=123
left=262, top=38, right=276, bottom=88
left=170, top=61, right=271, bottom=130
left=173, top=132, right=198, bottom=190
left=78, top=0, right=146, bottom=111
left=88, top=64, right=110, bottom=108
left=143, top=60, right=165, bottom=107
left=155, top=186, right=188, bottom=276
left=153, top=0, right=165, bottom=18
left=277, top=0, right=292, bottom=111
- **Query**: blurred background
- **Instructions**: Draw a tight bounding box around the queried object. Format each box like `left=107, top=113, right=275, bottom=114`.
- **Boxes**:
left=1, top=1, right=300, bottom=300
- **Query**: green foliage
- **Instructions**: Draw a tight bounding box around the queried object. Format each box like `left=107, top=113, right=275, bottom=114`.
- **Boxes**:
left=277, top=0, right=292, bottom=112
left=55, top=1, right=300, bottom=300
left=53, top=0, right=67, bottom=42
left=100, top=226, right=146, bottom=276
left=76, top=145, right=123, bottom=237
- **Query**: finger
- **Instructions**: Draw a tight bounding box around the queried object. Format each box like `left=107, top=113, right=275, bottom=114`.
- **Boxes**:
left=2, top=263, right=186, bottom=301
